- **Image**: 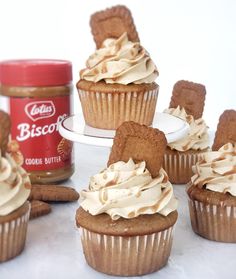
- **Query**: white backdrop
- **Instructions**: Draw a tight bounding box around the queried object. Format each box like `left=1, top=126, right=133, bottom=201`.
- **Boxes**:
left=0, top=0, right=235, bottom=130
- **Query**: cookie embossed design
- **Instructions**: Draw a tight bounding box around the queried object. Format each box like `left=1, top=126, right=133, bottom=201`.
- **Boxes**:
left=169, top=80, right=206, bottom=119
left=90, top=5, right=140, bottom=49
left=108, top=121, right=167, bottom=178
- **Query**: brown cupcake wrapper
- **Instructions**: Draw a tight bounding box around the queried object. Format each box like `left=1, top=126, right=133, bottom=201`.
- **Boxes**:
left=0, top=205, right=30, bottom=262
left=163, top=152, right=203, bottom=184
left=80, top=226, right=174, bottom=276
left=188, top=199, right=236, bottom=243
left=78, top=89, right=158, bottom=130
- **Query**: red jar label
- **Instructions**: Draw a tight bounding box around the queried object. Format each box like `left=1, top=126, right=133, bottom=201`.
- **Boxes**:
left=9, top=96, right=72, bottom=171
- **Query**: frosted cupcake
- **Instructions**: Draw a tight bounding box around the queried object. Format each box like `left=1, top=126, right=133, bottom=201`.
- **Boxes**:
left=163, top=106, right=210, bottom=184
left=0, top=145, right=31, bottom=262
left=76, top=122, right=178, bottom=276
left=77, top=6, right=159, bottom=130
left=187, top=142, right=236, bottom=242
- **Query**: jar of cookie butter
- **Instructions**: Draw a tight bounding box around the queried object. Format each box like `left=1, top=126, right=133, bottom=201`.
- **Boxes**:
left=0, top=59, right=74, bottom=184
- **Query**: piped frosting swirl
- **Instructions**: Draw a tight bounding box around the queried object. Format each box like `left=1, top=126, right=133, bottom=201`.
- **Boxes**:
left=79, top=158, right=178, bottom=220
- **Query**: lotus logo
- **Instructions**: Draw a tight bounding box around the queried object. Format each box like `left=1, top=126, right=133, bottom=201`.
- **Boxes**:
left=25, top=101, right=56, bottom=122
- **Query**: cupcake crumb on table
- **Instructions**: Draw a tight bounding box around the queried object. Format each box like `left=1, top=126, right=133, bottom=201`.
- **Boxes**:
left=76, top=121, right=178, bottom=276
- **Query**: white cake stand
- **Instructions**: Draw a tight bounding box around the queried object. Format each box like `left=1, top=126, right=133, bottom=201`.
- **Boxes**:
left=59, top=112, right=189, bottom=148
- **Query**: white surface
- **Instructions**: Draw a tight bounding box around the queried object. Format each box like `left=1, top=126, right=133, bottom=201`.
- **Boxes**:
left=0, top=0, right=235, bottom=130
left=59, top=112, right=189, bottom=147
left=0, top=144, right=235, bottom=279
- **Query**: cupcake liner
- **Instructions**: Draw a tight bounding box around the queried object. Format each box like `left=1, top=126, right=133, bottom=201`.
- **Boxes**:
left=80, top=226, right=174, bottom=276
left=78, top=88, right=159, bottom=130
left=0, top=204, right=30, bottom=262
left=188, top=199, right=236, bottom=243
left=163, top=152, right=203, bottom=184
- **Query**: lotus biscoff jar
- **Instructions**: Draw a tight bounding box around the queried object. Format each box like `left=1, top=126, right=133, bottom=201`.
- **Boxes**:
left=0, top=59, right=74, bottom=184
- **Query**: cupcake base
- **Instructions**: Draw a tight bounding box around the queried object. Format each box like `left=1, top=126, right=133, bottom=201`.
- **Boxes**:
left=76, top=207, right=178, bottom=276
left=77, top=80, right=159, bottom=130
left=80, top=227, right=174, bottom=276
left=163, top=148, right=205, bottom=184
left=187, top=185, right=236, bottom=243
left=0, top=202, right=30, bottom=262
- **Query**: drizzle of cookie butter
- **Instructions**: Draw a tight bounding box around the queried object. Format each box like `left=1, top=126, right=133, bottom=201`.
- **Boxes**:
left=223, top=187, right=230, bottom=194
left=211, top=162, right=217, bottom=168
left=105, top=180, right=117, bottom=187
left=101, top=64, right=107, bottom=74
left=182, top=144, right=189, bottom=151
left=105, top=173, right=119, bottom=187
left=137, top=188, right=171, bottom=215
left=229, top=175, right=234, bottom=180
left=128, top=211, right=135, bottom=218
left=24, top=182, right=31, bottom=190
left=223, top=166, right=236, bottom=176
left=1, top=166, right=7, bottom=172
left=99, top=189, right=108, bottom=204
left=163, top=173, right=169, bottom=184
left=223, top=144, right=229, bottom=150
left=22, top=173, right=28, bottom=179
left=135, top=191, right=141, bottom=198
left=11, top=179, right=18, bottom=188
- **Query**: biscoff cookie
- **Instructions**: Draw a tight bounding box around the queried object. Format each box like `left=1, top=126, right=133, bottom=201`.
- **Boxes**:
left=108, top=121, right=167, bottom=178
left=7, top=140, right=24, bottom=166
left=0, top=110, right=11, bottom=155
left=57, top=138, right=73, bottom=162
left=29, top=184, right=80, bottom=202
left=90, top=5, right=139, bottom=49
left=212, top=109, right=236, bottom=151
left=30, top=200, right=51, bottom=219
left=169, top=80, right=206, bottom=119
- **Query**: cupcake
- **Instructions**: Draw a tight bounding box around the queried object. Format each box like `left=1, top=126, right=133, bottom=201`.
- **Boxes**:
left=76, top=122, right=178, bottom=276
left=77, top=6, right=159, bottom=130
left=187, top=110, right=236, bottom=242
left=163, top=80, right=210, bottom=184
left=187, top=142, right=236, bottom=242
left=0, top=141, right=31, bottom=262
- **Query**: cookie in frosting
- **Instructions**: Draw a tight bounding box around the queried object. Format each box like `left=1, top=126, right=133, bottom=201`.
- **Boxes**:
left=108, top=121, right=167, bottom=178
left=90, top=5, right=139, bottom=49
left=212, top=109, right=236, bottom=151
left=77, top=7, right=159, bottom=130
left=169, top=80, right=206, bottom=119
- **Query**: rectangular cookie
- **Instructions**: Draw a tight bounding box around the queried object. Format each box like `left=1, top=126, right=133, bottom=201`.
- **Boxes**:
left=169, top=80, right=206, bottom=119
left=90, top=5, right=139, bottom=49
left=212, top=110, right=236, bottom=150
left=108, top=121, right=167, bottom=178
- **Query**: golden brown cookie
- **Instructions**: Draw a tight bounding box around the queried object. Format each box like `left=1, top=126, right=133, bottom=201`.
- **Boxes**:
left=57, top=138, right=73, bottom=161
left=28, top=184, right=80, bottom=202
left=30, top=200, right=52, bottom=219
left=169, top=80, right=206, bottom=119
left=212, top=110, right=236, bottom=151
left=108, top=121, right=167, bottom=178
left=90, top=5, right=140, bottom=49
left=0, top=110, right=11, bottom=155
left=7, top=141, right=24, bottom=166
